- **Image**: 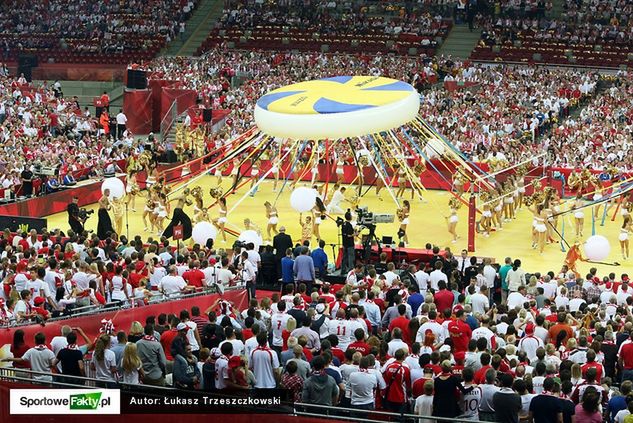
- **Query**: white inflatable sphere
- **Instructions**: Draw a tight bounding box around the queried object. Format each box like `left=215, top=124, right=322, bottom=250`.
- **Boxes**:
left=101, top=177, right=125, bottom=199
left=239, top=230, right=263, bottom=250
left=584, top=235, right=610, bottom=261
left=290, top=187, right=318, bottom=213
left=192, top=222, right=217, bottom=245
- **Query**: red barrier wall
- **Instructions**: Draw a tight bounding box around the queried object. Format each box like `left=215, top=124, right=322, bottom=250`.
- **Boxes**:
left=0, top=175, right=126, bottom=218
left=0, top=290, right=248, bottom=348
left=124, top=89, right=153, bottom=135
left=148, top=79, right=174, bottom=133
left=161, top=88, right=198, bottom=118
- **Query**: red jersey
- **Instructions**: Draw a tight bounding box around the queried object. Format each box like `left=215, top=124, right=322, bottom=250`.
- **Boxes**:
left=348, top=341, right=372, bottom=356
left=383, top=361, right=411, bottom=404
left=434, top=289, right=454, bottom=314
left=474, top=365, right=492, bottom=384
left=448, top=319, right=472, bottom=353
left=389, top=316, right=412, bottom=346
left=331, top=347, right=345, bottom=364
left=581, top=361, right=604, bottom=381
left=412, top=376, right=432, bottom=398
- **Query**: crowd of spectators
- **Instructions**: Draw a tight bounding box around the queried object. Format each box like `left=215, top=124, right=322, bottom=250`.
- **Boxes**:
left=0, top=0, right=197, bottom=63
left=218, top=0, right=448, bottom=38
left=3, top=223, right=633, bottom=421
left=142, top=48, right=609, bottom=171
left=544, top=75, right=633, bottom=171
left=468, top=0, right=633, bottom=67
left=0, top=73, right=136, bottom=198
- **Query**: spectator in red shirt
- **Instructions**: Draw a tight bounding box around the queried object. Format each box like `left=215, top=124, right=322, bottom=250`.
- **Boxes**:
left=182, top=261, right=205, bottom=289
left=160, top=316, right=181, bottom=361
left=412, top=366, right=435, bottom=398
left=348, top=328, right=371, bottom=356
left=434, top=280, right=454, bottom=315
left=382, top=349, right=411, bottom=413
left=474, top=352, right=493, bottom=384
left=619, top=332, right=633, bottom=381
left=388, top=304, right=411, bottom=346
left=128, top=261, right=148, bottom=288
left=447, top=309, right=472, bottom=353
left=581, top=349, right=604, bottom=382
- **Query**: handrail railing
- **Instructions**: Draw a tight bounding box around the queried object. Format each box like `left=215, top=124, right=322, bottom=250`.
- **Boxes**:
left=1, top=284, right=244, bottom=329
left=160, top=99, right=178, bottom=142
left=295, top=402, right=489, bottom=423
left=0, top=368, right=487, bottom=422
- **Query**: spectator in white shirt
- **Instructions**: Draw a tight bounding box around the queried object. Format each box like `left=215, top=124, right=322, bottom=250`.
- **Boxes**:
left=429, top=261, right=447, bottom=292
left=158, top=265, right=191, bottom=296
left=249, top=332, right=281, bottom=388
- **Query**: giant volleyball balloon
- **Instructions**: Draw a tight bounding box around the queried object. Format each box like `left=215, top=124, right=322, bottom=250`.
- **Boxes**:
left=584, top=235, right=610, bottom=261
left=290, top=187, right=317, bottom=213
left=254, top=76, right=420, bottom=140
left=192, top=222, right=217, bottom=245
left=101, top=177, right=125, bottom=199
left=239, top=230, right=263, bottom=250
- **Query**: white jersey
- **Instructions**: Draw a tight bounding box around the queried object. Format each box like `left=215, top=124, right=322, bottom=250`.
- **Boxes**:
left=271, top=312, right=290, bottom=347
left=249, top=345, right=280, bottom=388
left=328, top=318, right=352, bottom=350
left=459, top=385, right=482, bottom=419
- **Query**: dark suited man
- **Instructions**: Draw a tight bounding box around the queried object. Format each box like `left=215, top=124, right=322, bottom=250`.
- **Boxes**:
left=273, top=226, right=293, bottom=280
left=67, top=196, right=84, bottom=234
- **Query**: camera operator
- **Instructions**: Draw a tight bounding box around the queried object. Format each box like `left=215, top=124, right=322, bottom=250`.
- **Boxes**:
left=340, top=210, right=355, bottom=274
left=67, top=196, right=84, bottom=234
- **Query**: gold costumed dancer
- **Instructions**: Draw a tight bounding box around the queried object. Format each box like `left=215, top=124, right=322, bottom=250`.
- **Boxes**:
left=213, top=197, right=228, bottom=243
left=446, top=197, right=460, bottom=243
left=243, top=218, right=262, bottom=237
left=572, top=193, right=585, bottom=238
left=477, top=192, right=493, bottom=237
left=453, top=170, right=465, bottom=197
left=395, top=164, right=407, bottom=199
left=516, top=174, right=526, bottom=210
left=492, top=185, right=504, bottom=231
left=143, top=190, right=155, bottom=232
left=312, top=193, right=326, bottom=242
left=249, top=159, right=260, bottom=196
left=299, top=214, right=313, bottom=245
left=335, top=157, right=345, bottom=185
left=397, top=200, right=410, bottom=245
left=620, top=213, right=632, bottom=260
left=111, top=196, right=124, bottom=237
left=213, top=163, right=225, bottom=186
left=502, top=180, right=516, bottom=221
left=271, top=159, right=281, bottom=192
left=534, top=202, right=550, bottom=255
left=264, top=201, right=279, bottom=240
left=191, top=186, right=205, bottom=224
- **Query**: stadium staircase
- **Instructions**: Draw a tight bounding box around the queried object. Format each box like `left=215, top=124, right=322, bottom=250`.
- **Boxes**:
left=163, top=0, right=224, bottom=57
left=436, top=23, right=481, bottom=59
